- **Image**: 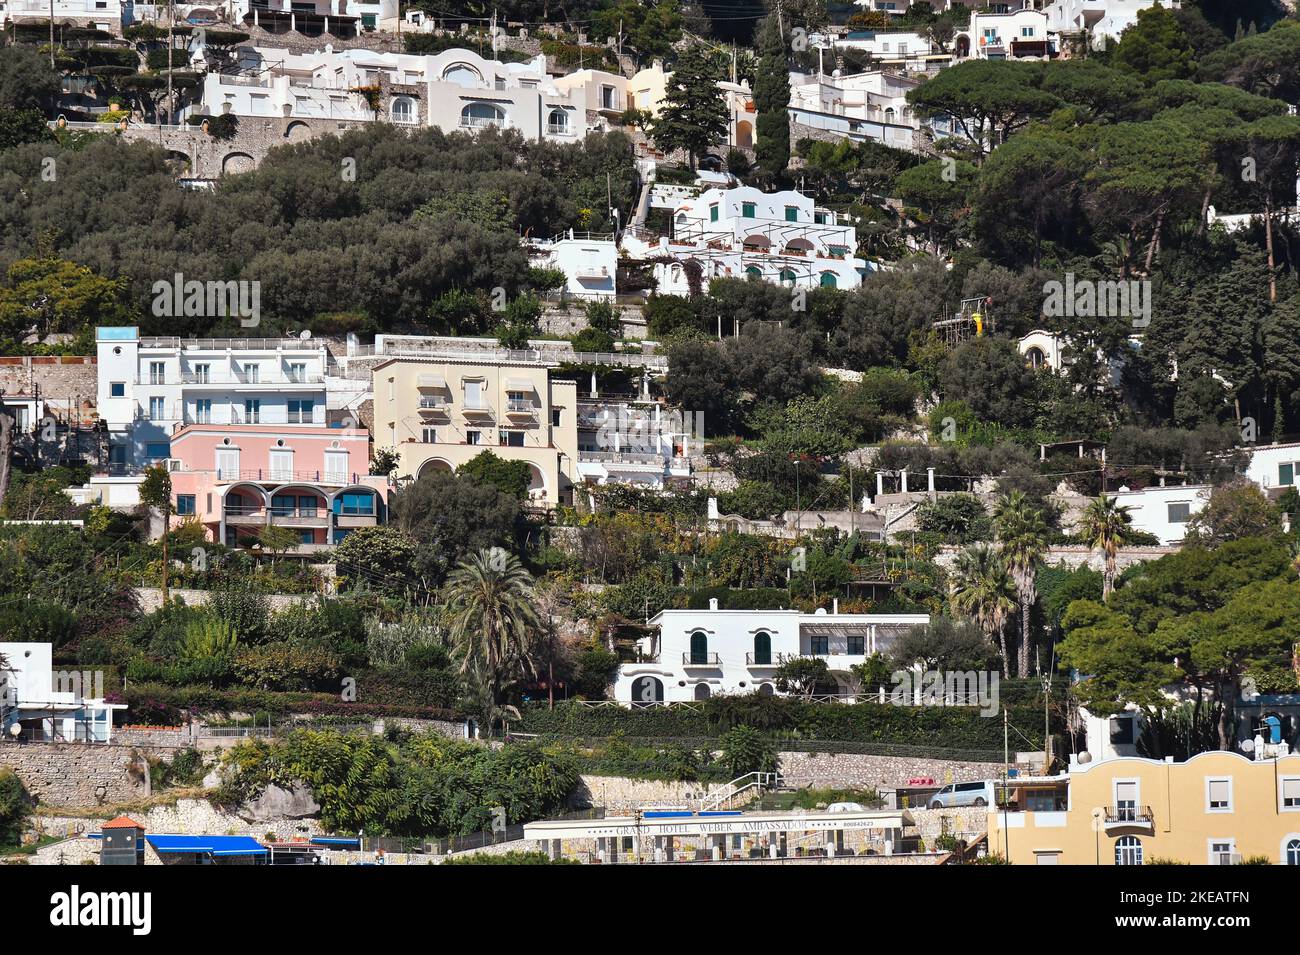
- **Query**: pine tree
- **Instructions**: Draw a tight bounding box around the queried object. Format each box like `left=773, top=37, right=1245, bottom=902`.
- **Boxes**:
left=649, top=46, right=729, bottom=169
left=754, top=16, right=791, bottom=177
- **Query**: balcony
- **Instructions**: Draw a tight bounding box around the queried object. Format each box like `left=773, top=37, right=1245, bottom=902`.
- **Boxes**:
left=269, top=509, right=329, bottom=527
left=745, top=653, right=779, bottom=667
left=334, top=511, right=379, bottom=529
left=462, top=402, right=495, bottom=419
left=681, top=652, right=722, bottom=667
left=214, top=469, right=361, bottom=485
left=223, top=505, right=267, bottom=525
left=546, top=122, right=573, bottom=137
left=505, top=399, right=536, bottom=418
left=1104, top=806, right=1154, bottom=832
left=418, top=397, right=450, bottom=415
left=179, top=372, right=324, bottom=386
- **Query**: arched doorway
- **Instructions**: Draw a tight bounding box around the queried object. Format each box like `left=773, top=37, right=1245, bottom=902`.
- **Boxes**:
left=1025, top=346, right=1046, bottom=369
left=416, top=457, right=453, bottom=480
left=694, top=683, right=712, bottom=701
left=752, top=631, right=772, bottom=665
left=689, top=631, right=709, bottom=665
left=630, top=675, right=663, bottom=706
left=735, top=119, right=753, bottom=149
left=757, top=682, right=775, bottom=697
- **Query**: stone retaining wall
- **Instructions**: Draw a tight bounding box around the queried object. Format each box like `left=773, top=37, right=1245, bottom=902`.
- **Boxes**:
left=776, top=751, right=1006, bottom=791
left=0, top=742, right=179, bottom=807
left=133, top=587, right=319, bottom=613
left=572, top=774, right=729, bottom=813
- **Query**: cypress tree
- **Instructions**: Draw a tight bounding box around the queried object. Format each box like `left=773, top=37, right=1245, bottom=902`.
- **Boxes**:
left=754, top=16, right=791, bottom=177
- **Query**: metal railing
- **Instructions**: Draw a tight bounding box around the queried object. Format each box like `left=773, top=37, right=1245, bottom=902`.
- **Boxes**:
left=141, top=337, right=327, bottom=351
left=681, top=652, right=722, bottom=666
left=1105, top=805, right=1154, bottom=825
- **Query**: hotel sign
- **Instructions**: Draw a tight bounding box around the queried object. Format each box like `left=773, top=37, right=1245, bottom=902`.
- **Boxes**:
left=524, top=812, right=909, bottom=841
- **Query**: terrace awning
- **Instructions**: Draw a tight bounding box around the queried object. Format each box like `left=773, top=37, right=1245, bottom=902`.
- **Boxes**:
left=146, top=835, right=268, bottom=856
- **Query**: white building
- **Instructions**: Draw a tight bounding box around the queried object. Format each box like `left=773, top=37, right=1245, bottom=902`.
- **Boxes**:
left=955, top=9, right=1053, bottom=59
left=622, top=185, right=868, bottom=294
left=1, top=0, right=117, bottom=30
left=525, top=231, right=619, bottom=300
left=96, top=326, right=329, bottom=469
left=1019, top=329, right=1065, bottom=371
left=575, top=397, right=692, bottom=489
left=1044, top=0, right=1180, bottom=43
left=0, top=642, right=126, bottom=743
left=614, top=603, right=929, bottom=704
left=190, top=46, right=595, bottom=143
left=788, top=69, right=955, bottom=150
left=1244, top=442, right=1300, bottom=500
left=1110, top=484, right=1210, bottom=544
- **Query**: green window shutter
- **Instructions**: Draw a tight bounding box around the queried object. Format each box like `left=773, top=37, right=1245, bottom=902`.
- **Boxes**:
left=1281, top=463, right=1294, bottom=486
left=785, top=206, right=798, bottom=222
left=742, top=202, right=755, bottom=217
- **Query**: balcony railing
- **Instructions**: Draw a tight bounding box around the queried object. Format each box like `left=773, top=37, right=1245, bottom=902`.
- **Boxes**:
left=505, top=399, right=535, bottom=414
left=745, top=653, right=778, bottom=666
left=213, top=469, right=360, bottom=484
left=179, top=372, right=324, bottom=385
left=546, top=122, right=572, bottom=136
left=682, top=652, right=722, bottom=666
left=1104, top=806, right=1154, bottom=827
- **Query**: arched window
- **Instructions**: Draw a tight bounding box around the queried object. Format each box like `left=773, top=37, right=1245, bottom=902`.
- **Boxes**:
left=745, top=266, right=762, bottom=280
left=1115, top=836, right=1143, bottom=866
left=753, top=631, right=772, bottom=665
left=694, top=682, right=712, bottom=701
left=1287, top=838, right=1300, bottom=865
left=630, top=675, right=663, bottom=706
left=1026, top=346, right=1045, bottom=369
left=391, top=97, right=415, bottom=124
left=884, top=107, right=896, bottom=123
left=690, top=631, right=709, bottom=665
left=547, top=108, right=570, bottom=135
left=819, top=271, right=837, bottom=288
left=779, top=269, right=797, bottom=286
left=443, top=63, right=482, bottom=87
left=460, top=102, right=504, bottom=129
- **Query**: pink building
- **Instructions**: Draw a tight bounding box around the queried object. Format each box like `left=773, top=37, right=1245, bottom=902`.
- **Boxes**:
left=166, top=424, right=388, bottom=550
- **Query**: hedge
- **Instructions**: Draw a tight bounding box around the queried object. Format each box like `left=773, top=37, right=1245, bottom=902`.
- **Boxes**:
left=520, top=696, right=1052, bottom=752
left=120, top=683, right=461, bottom=723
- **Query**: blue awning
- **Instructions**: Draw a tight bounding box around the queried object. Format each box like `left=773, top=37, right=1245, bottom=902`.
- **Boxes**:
left=310, top=837, right=361, bottom=847
left=146, top=835, right=267, bottom=856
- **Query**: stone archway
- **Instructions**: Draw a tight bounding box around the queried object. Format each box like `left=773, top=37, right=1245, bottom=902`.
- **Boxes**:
left=284, top=121, right=312, bottom=142
left=221, top=151, right=256, bottom=176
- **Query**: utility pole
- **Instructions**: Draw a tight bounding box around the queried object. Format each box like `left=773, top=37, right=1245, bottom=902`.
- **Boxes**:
left=49, top=0, right=55, bottom=68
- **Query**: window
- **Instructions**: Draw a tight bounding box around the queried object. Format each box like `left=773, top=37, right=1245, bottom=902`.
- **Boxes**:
left=1209, top=840, right=1236, bottom=865
left=176, top=495, right=196, bottom=516
left=245, top=399, right=260, bottom=423
left=298, top=495, right=318, bottom=517
left=287, top=362, right=307, bottom=383
left=547, top=108, right=570, bottom=135
left=847, top=633, right=865, bottom=655
left=1035, top=852, right=1060, bottom=865
left=552, top=409, right=561, bottom=428
left=149, top=362, right=165, bottom=385
left=784, top=206, right=798, bottom=222
left=1115, top=836, right=1142, bottom=866
left=193, top=363, right=210, bottom=384
left=1114, top=781, right=1139, bottom=821
left=1206, top=778, right=1233, bottom=813
left=600, top=85, right=616, bottom=109
left=110, top=382, right=126, bottom=398
left=1287, top=838, right=1300, bottom=865
left=422, top=427, right=438, bottom=443
left=506, top=390, right=530, bottom=413
left=215, top=448, right=239, bottom=479
left=752, top=632, right=771, bottom=665
left=745, top=266, right=762, bottom=279
left=144, top=442, right=170, bottom=461
left=779, top=269, right=797, bottom=286
left=244, top=364, right=259, bottom=384
left=810, top=634, right=829, bottom=655
left=269, top=449, right=293, bottom=481
left=334, top=492, right=375, bottom=516
left=1280, top=462, right=1295, bottom=486
left=324, top=450, right=348, bottom=483
left=1282, top=777, right=1300, bottom=809
left=288, top=400, right=314, bottom=424
left=194, top=399, right=211, bottom=423
left=465, top=380, right=484, bottom=409
left=299, top=530, right=315, bottom=544
left=443, top=64, right=482, bottom=87
left=741, top=201, right=755, bottom=217
left=814, top=211, right=826, bottom=224
left=1021, top=26, right=1036, bottom=37
left=690, top=631, right=709, bottom=665
left=467, top=430, right=482, bottom=445
left=271, top=494, right=297, bottom=517
left=820, top=272, right=838, bottom=288
left=391, top=97, right=415, bottom=124
left=500, top=430, right=525, bottom=447
left=710, top=204, right=719, bottom=222
left=1110, top=716, right=1135, bottom=745
left=1167, top=502, right=1192, bottom=524
left=149, top=397, right=166, bottom=421
left=461, top=102, right=505, bottom=128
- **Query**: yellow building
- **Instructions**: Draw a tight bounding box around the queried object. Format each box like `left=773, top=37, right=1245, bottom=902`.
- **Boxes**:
left=989, top=752, right=1300, bottom=865
left=371, top=356, right=579, bottom=506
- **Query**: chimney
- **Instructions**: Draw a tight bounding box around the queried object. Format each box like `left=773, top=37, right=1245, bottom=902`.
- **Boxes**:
left=709, top=597, right=719, bottom=611
left=833, top=598, right=839, bottom=614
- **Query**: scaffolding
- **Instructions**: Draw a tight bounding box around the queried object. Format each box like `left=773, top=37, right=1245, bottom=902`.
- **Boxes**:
left=932, top=296, right=993, bottom=348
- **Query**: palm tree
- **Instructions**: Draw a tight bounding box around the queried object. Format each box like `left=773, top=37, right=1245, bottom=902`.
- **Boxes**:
left=1079, top=494, right=1134, bottom=599
left=949, top=544, right=1018, bottom=676
left=445, top=548, right=541, bottom=737
left=994, top=492, right=1050, bottom=678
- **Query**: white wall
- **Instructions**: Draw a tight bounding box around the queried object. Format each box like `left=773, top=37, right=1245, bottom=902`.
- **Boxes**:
left=1111, top=484, right=1210, bottom=544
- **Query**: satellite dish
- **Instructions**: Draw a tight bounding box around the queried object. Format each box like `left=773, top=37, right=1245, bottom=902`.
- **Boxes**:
left=1078, top=751, right=1092, bottom=764
left=8, top=723, right=21, bottom=737
left=1239, top=738, right=1255, bottom=753
left=299, top=329, right=312, bottom=340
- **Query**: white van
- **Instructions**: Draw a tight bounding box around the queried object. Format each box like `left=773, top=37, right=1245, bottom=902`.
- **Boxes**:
left=927, top=780, right=997, bottom=809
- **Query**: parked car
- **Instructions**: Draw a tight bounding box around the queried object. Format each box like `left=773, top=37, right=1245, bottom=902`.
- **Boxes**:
left=927, top=780, right=996, bottom=809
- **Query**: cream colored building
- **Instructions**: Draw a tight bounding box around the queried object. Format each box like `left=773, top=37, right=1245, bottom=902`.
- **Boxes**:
left=371, top=357, right=579, bottom=505
left=989, top=751, right=1300, bottom=865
